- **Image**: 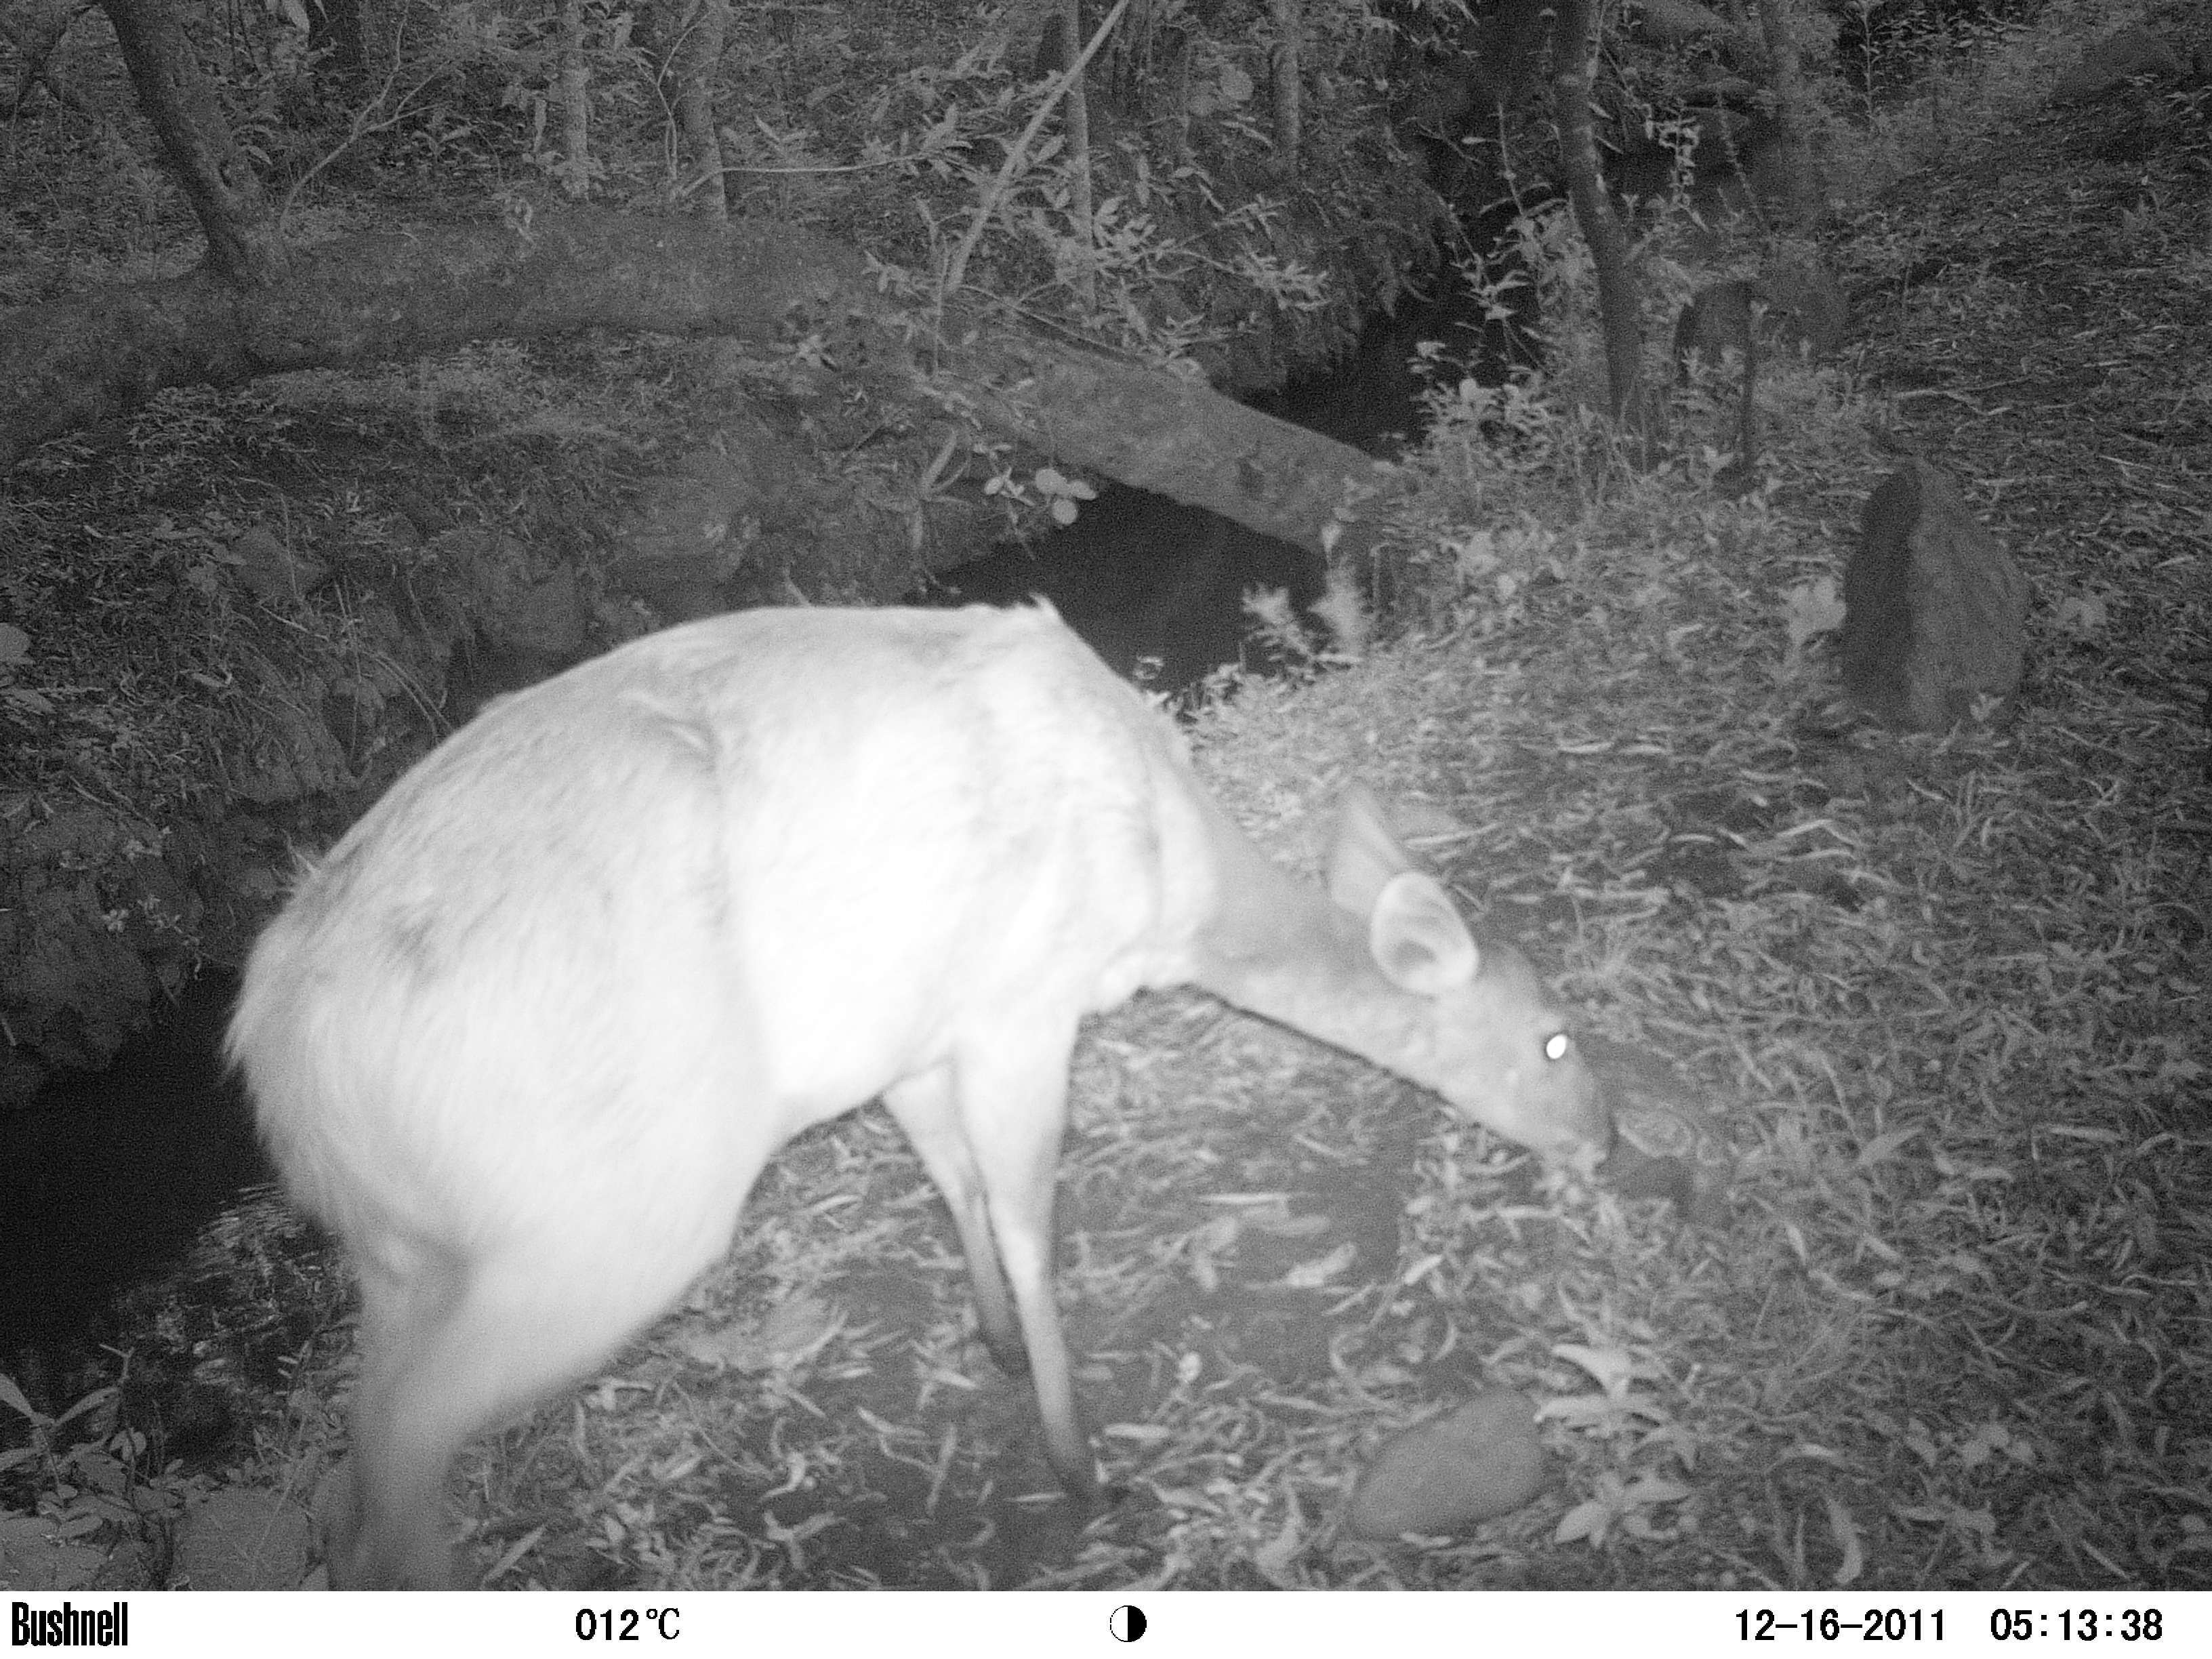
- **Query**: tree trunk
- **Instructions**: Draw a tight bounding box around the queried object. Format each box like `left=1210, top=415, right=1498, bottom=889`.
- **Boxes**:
left=98, top=0, right=278, bottom=284
left=1550, top=0, right=1647, bottom=438
left=0, top=211, right=1390, bottom=567
left=553, top=0, right=592, bottom=199
left=308, top=0, right=365, bottom=85
left=1269, top=0, right=1300, bottom=177
left=1750, top=0, right=1823, bottom=227
left=1166, top=27, right=1192, bottom=163
left=943, top=0, right=1126, bottom=300
left=1060, top=0, right=1096, bottom=309
left=668, top=0, right=731, bottom=220
left=305, top=0, right=404, bottom=97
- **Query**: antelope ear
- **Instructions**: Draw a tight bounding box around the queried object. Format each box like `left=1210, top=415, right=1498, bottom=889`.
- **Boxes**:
left=1368, top=872, right=1481, bottom=996
left=1326, top=785, right=1413, bottom=916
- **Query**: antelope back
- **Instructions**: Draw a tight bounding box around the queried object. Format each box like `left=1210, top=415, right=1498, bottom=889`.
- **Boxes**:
left=226, top=602, right=1605, bottom=1587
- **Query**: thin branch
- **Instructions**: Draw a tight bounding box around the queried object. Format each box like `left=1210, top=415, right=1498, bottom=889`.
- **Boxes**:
left=940, top=0, right=1130, bottom=302
left=277, top=20, right=439, bottom=228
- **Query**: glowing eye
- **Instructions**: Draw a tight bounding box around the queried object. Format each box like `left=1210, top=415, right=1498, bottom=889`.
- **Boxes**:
left=1544, top=1032, right=1571, bottom=1062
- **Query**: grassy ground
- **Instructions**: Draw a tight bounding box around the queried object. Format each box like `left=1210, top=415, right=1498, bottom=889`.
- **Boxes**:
left=5, top=0, right=2206, bottom=1595
left=387, top=0, right=2201, bottom=1592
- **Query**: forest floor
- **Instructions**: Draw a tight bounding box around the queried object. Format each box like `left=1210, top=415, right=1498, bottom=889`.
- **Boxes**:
left=3, top=0, right=2207, bottom=1601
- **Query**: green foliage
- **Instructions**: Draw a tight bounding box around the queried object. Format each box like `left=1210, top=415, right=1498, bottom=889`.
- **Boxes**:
left=0, top=1368, right=144, bottom=1551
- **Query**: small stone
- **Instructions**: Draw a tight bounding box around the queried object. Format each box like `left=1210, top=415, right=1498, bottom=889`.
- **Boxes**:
left=1346, top=1389, right=1550, bottom=1538
left=1842, top=460, right=2028, bottom=731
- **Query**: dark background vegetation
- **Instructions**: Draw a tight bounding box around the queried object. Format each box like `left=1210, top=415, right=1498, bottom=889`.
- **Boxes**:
left=2, top=0, right=2207, bottom=1594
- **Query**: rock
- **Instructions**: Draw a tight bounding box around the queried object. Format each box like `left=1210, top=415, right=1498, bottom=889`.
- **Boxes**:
left=1345, top=1390, right=1550, bottom=1538
left=230, top=663, right=351, bottom=802
left=611, top=443, right=757, bottom=609
left=1842, top=460, right=2028, bottom=731
left=2053, top=26, right=2184, bottom=106
left=1, top=803, right=163, bottom=1083
left=490, top=565, right=587, bottom=661
left=226, top=525, right=327, bottom=606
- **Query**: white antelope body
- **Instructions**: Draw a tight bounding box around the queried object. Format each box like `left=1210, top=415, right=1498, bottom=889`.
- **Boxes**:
left=227, top=602, right=1609, bottom=1589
